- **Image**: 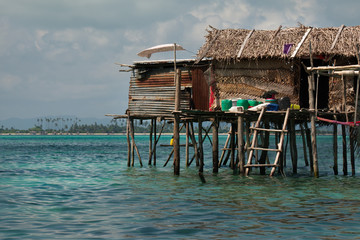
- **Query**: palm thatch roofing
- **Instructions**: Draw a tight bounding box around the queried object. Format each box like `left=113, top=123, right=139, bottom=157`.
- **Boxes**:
left=197, top=25, right=360, bottom=61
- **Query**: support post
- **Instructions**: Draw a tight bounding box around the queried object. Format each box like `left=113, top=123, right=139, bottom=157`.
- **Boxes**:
left=289, top=119, right=298, bottom=174
left=238, top=115, right=245, bottom=175
left=198, top=118, right=204, bottom=173
left=333, top=121, right=338, bottom=175
left=126, top=116, right=131, bottom=167
left=350, top=127, right=355, bottom=176
left=185, top=121, right=190, bottom=167
left=173, top=69, right=181, bottom=175
left=230, top=122, right=236, bottom=170
left=308, top=42, right=319, bottom=177
left=212, top=117, right=219, bottom=173
left=300, top=123, right=309, bottom=166
left=153, top=119, right=157, bottom=166
left=342, top=125, right=348, bottom=175
left=148, top=118, right=153, bottom=165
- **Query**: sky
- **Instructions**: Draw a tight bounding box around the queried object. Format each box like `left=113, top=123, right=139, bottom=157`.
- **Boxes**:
left=1, top=0, right=360, bottom=120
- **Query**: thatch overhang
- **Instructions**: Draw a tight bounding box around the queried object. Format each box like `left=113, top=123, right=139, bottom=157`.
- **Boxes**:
left=197, top=25, right=360, bottom=61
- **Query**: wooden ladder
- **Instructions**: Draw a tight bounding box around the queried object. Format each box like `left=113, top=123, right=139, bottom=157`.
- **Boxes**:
left=245, top=108, right=290, bottom=176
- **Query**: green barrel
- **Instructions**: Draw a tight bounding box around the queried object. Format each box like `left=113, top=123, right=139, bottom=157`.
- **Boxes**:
left=221, top=99, right=232, bottom=111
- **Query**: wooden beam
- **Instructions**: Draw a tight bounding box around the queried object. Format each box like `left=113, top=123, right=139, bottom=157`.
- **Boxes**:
left=291, top=28, right=312, bottom=58
left=330, top=25, right=345, bottom=51
left=237, top=29, right=255, bottom=58
left=307, top=64, right=360, bottom=71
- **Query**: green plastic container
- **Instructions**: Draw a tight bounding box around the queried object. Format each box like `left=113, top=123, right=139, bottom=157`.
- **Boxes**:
left=236, top=99, right=249, bottom=110
left=221, top=99, right=232, bottom=111
left=248, top=100, right=258, bottom=107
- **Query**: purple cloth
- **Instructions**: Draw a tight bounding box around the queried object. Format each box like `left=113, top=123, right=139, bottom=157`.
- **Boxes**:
left=283, top=44, right=294, bottom=54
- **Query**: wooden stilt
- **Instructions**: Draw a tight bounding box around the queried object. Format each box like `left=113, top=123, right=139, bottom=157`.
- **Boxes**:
left=130, top=118, right=142, bottom=167
left=230, top=122, right=236, bottom=170
left=173, top=113, right=180, bottom=175
left=238, top=115, right=245, bottom=175
left=212, top=117, right=219, bottom=173
left=289, top=119, right=298, bottom=174
left=350, top=127, right=355, bottom=176
left=163, top=148, right=174, bottom=167
left=130, top=118, right=135, bottom=167
left=300, top=123, right=309, bottom=166
left=219, top=132, right=230, bottom=167
left=304, top=123, right=314, bottom=172
left=198, top=118, right=204, bottom=173
left=148, top=118, right=153, bottom=165
left=342, top=125, right=348, bottom=175
left=127, top=116, right=131, bottom=167
left=153, top=119, right=157, bottom=166
left=308, top=42, right=319, bottom=177
left=189, top=122, right=199, bottom=166
left=185, top=121, right=190, bottom=167
left=333, top=121, right=338, bottom=175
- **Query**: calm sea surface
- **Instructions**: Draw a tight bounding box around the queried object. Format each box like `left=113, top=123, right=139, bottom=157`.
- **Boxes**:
left=1, top=135, right=360, bottom=239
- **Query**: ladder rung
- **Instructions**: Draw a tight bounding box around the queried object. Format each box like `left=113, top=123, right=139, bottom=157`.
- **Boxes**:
left=250, top=127, right=288, bottom=133
left=248, top=147, right=281, bottom=152
left=244, top=164, right=279, bottom=168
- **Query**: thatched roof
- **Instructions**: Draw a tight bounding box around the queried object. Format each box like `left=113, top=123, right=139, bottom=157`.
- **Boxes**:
left=197, top=25, right=360, bottom=61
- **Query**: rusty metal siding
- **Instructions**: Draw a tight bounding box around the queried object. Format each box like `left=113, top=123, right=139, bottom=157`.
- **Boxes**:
left=128, top=70, right=191, bottom=117
left=192, top=68, right=209, bottom=111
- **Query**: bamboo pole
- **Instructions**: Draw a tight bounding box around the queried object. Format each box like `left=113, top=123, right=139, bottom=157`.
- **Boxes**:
left=212, top=117, right=219, bottom=173
left=130, top=118, right=135, bottom=167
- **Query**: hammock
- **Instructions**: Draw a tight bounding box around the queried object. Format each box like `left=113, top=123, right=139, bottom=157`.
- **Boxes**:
left=317, top=116, right=360, bottom=127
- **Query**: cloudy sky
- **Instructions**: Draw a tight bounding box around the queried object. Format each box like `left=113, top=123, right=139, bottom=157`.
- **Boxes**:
left=1, top=0, right=359, bottom=120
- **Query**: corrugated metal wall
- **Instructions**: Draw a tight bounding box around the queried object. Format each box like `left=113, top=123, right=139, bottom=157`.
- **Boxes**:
left=128, top=69, right=192, bottom=117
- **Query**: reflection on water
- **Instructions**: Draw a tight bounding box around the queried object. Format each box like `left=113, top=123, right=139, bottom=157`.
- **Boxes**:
left=1, top=135, right=360, bottom=239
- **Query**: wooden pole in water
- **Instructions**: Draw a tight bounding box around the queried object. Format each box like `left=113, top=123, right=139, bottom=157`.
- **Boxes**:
left=333, top=118, right=338, bottom=175
left=198, top=117, right=204, bottom=173
left=212, top=116, right=219, bottom=173
left=130, top=118, right=142, bottom=167
left=153, top=119, right=157, bottom=166
left=219, top=132, right=230, bottom=167
left=350, top=127, right=355, bottom=176
left=300, top=123, right=309, bottom=166
left=342, top=125, right=348, bottom=175
left=130, top=118, right=135, bottom=166
left=148, top=118, right=153, bottom=165
left=238, top=114, right=245, bottom=175
left=308, top=42, right=319, bottom=177
left=173, top=69, right=181, bottom=175
left=185, top=121, right=190, bottom=167
left=127, top=115, right=131, bottom=167
left=304, top=123, right=314, bottom=172
left=189, top=122, right=199, bottom=166
left=230, top=122, right=236, bottom=170
left=289, top=119, right=298, bottom=174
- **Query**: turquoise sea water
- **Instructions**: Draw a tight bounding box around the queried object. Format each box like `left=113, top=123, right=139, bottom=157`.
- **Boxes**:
left=1, top=135, right=360, bottom=239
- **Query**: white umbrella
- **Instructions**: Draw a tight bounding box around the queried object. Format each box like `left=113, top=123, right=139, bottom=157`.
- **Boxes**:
left=137, top=43, right=185, bottom=58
